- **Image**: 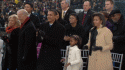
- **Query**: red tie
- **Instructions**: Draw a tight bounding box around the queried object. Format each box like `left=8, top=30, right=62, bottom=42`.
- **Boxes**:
left=82, top=14, right=87, bottom=25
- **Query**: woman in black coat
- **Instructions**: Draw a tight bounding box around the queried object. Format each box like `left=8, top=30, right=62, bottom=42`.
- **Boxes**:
left=63, top=13, right=87, bottom=49
left=2, top=14, right=20, bottom=70
left=56, top=10, right=68, bottom=26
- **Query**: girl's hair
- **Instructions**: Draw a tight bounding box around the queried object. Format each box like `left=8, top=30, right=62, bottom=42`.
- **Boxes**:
left=70, top=35, right=82, bottom=49
left=8, top=14, right=21, bottom=28
left=92, top=12, right=106, bottom=27
left=56, top=9, right=62, bottom=21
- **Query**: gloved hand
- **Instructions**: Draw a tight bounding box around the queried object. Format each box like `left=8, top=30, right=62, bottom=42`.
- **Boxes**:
left=82, top=45, right=88, bottom=49
left=1, top=36, right=9, bottom=43
left=92, top=46, right=102, bottom=51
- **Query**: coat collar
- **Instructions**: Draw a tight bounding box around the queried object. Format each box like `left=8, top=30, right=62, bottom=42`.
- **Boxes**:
left=69, top=45, right=78, bottom=50
left=20, top=17, right=30, bottom=29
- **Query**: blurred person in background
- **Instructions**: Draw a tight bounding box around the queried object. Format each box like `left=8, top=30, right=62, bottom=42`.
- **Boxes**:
left=24, top=2, right=40, bottom=29
left=61, top=0, right=75, bottom=23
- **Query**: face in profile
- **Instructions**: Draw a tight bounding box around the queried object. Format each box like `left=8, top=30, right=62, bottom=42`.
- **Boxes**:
left=8, top=17, right=16, bottom=27
left=93, top=16, right=102, bottom=27
left=70, top=37, right=78, bottom=47
left=55, top=12, right=59, bottom=20
left=61, top=1, right=68, bottom=9
left=24, top=4, right=33, bottom=13
left=47, top=11, right=56, bottom=23
left=69, top=15, right=78, bottom=24
left=105, top=1, right=113, bottom=11
left=111, top=14, right=120, bottom=23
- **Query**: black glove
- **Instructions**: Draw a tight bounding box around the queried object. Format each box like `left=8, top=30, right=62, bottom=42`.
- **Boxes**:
left=92, top=46, right=102, bottom=51
left=1, top=36, right=9, bottom=43
left=82, top=45, right=88, bottom=49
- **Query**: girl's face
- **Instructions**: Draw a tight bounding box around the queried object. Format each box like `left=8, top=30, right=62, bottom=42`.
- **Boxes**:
left=70, top=37, right=78, bottom=47
left=93, top=16, right=102, bottom=27
left=69, top=15, right=78, bottom=24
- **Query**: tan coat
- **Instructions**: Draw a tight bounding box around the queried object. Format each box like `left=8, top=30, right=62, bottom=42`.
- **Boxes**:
left=86, top=27, right=114, bottom=70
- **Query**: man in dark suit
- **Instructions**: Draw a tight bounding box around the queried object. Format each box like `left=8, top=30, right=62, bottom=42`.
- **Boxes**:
left=109, top=10, right=125, bottom=70
left=78, top=1, right=94, bottom=44
left=17, top=9, right=37, bottom=70
left=61, top=0, right=75, bottom=23
left=37, top=9, right=65, bottom=70
left=24, top=2, right=40, bottom=29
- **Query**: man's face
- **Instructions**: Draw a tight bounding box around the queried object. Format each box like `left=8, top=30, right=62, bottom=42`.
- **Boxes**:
left=105, top=1, right=113, bottom=11
left=83, top=2, right=91, bottom=12
left=61, top=1, right=68, bottom=10
left=24, top=4, right=33, bottom=13
left=47, top=11, right=56, bottom=23
left=17, top=12, right=25, bottom=23
left=111, top=14, right=120, bottom=23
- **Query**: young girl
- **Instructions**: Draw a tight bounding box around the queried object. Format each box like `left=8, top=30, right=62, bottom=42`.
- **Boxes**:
left=61, top=35, right=83, bottom=70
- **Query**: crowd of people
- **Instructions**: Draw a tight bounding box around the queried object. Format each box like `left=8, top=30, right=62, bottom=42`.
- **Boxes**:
left=0, top=0, right=125, bottom=70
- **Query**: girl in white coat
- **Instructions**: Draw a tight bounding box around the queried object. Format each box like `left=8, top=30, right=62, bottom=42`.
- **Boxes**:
left=61, top=35, right=83, bottom=70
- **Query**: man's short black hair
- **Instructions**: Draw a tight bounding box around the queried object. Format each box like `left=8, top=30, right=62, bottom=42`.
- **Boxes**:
left=48, top=9, right=58, bottom=15
left=25, top=2, right=33, bottom=8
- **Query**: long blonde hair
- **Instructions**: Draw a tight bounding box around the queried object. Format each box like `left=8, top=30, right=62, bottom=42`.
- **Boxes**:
left=8, top=14, right=21, bottom=28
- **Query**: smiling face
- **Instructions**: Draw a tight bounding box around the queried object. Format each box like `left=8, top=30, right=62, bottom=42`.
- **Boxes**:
left=47, top=11, right=56, bottom=23
left=93, top=16, right=102, bottom=27
left=69, top=15, right=78, bottom=24
left=8, top=17, right=16, bottom=27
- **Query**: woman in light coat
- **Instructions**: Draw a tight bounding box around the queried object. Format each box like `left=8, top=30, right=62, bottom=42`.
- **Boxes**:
left=84, top=13, right=113, bottom=70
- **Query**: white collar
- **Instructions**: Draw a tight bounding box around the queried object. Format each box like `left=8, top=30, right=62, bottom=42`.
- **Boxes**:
left=69, top=45, right=78, bottom=50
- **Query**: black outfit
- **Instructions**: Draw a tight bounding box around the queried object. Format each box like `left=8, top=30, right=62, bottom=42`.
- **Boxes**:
left=61, top=8, right=76, bottom=23
left=17, top=19, right=37, bottom=70
left=37, top=21, right=65, bottom=70
left=63, top=23, right=86, bottom=49
left=78, top=9, right=94, bottom=44
left=30, top=13, right=40, bottom=29
left=110, top=15, right=125, bottom=70
left=2, top=28, right=19, bottom=70
left=57, top=19, right=68, bottom=26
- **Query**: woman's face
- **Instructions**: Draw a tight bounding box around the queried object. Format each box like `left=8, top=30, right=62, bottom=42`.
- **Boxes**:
left=69, top=15, right=77, bottom=24
left=93, top=16, right=102, bottom=27
left=55, top=12, right=59, bottom=20
left=8, top=17, right=16, bottom=27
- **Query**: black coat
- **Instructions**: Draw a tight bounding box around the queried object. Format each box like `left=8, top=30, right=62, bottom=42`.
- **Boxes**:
left=2, top=28, right=19, bottom=70
left=37, top=21, right=65, bottom=70
left=78, top=9, right=94, bottom=43
left=78, top=9, right=94, bottom=32
left=63, top=23, right=87, bottom=49
left=61, top=8, right=76, bottom=23
left=17, top=19, right=37, bottom=70
left=30, top=13, right=40, bottom=29
left=111, top=15, right=125, bottom=53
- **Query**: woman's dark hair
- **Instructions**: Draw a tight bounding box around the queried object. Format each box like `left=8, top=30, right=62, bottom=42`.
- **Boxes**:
left=92, top=12, right=106, bottom=27
left=100, top=11, right=109, bottom=18
left=56, top=10, right=62, bottom=21
left=69, top=13, right=79, bottom=24
left=70, top=35, right=82, bottom=49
